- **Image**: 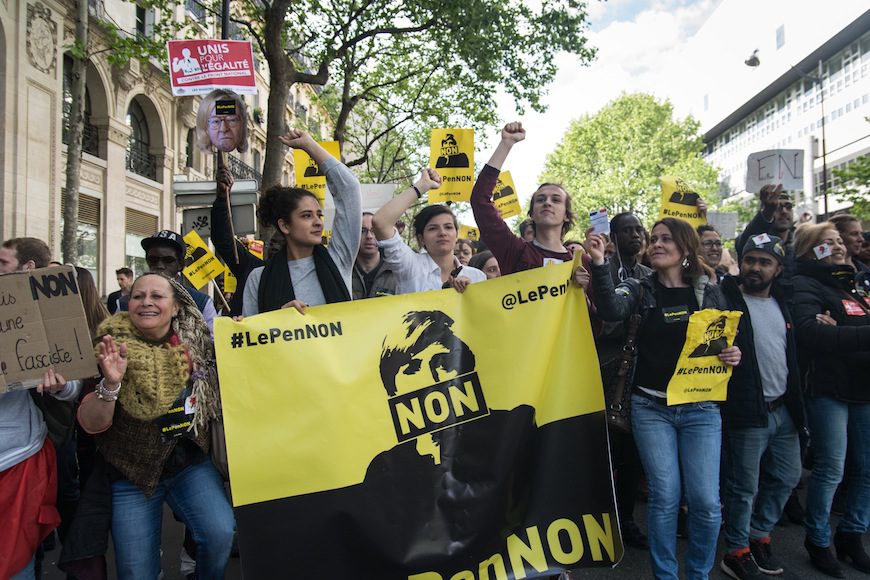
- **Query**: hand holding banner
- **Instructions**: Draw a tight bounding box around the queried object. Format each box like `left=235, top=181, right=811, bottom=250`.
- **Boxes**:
left=293, top=141, right=341, bottom=204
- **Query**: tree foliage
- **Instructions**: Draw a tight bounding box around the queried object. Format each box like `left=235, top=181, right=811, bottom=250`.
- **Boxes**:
left=833, top=153, right=870, bottom=221
left=230, top=0, right=596, bottom=189
left=540, top=93, right=719, bottom=232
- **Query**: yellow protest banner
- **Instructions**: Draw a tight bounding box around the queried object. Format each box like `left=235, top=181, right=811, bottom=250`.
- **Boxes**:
left=182, top=229, right=224, bottom=289
left=666, top=309, right=742, bottom=405
left=428, top=128, right=474, bottom=203
left=293, top=141, right=341, bottom=204
left=494, top=171, right=522, bottom=219
left=658, top=176, right=706, bottom=228
left=223, top=267, right=237, bottom=293
left=214, top=262, right=621, bottom=577
left=458, top=224, right=479, bottom=241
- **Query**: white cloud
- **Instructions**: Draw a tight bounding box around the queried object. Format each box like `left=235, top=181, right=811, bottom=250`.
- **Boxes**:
left=487, top=0, right=721, bottom=210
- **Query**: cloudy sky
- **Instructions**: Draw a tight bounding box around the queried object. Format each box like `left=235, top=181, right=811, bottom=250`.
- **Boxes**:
left=489, top=0, right=724, bottom=201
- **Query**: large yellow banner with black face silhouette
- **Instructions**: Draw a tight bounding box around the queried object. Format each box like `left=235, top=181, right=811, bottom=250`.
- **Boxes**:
left=666, top=309, right=742, bottom=405
left=428, top=128, right=474, bottom=203
left=658, top=176, right=707, bottom=228
left=494, top=170, right=522, bottom=219
left=292, top=140, right=341, bottom=204
left=214, top=262, right=621, bottom=578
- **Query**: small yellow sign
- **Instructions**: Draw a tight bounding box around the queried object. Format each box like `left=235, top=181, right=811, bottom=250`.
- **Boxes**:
left=428, top=128, right=474, bottom=203
left=658, top=176, right=706, bottom=228
left=224, top=267, right=237, bottom=293
left=459, top=224, right=480, bottom=241
left=666, top=309, right=742, bottom=405
left=293, top=141, right=341, bottom=204
left=494, top=171, right=522, bottom=219
left=182, top=229, right=224, bottom=289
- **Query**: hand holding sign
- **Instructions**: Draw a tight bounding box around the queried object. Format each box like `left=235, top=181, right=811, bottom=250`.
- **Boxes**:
left=217, top=165, right=234, bottom=200
left=584, top=232, right=608, bottom=266
left=759, top=183, right=784, bottom=219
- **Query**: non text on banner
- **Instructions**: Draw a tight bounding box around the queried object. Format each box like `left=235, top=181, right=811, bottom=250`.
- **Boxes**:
left=428, top=128, right=475, bottom=203
left=214, top=262, right=622, bottom=578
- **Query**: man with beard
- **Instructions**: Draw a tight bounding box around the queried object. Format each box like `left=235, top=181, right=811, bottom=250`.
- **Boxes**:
left=352, top=212, right=397, bottom=299
left=737, top=185, right=796, bottom=283
left=719, top=234, right=805, bottom=579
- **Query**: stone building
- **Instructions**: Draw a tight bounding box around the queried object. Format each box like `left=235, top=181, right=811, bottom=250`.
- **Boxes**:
left=0, top=0, right=328, bottom=293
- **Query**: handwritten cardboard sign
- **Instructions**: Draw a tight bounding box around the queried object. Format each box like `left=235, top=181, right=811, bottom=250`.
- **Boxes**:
left=0, top=266, right=98, bottom=392
left=746, top=149, right=804, bottom=193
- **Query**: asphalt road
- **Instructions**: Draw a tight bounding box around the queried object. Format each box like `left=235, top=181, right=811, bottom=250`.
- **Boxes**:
left=41, top=474, right=868, bottom=579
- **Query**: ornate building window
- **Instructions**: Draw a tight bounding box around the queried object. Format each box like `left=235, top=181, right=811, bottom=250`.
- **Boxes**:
left=126, top=100, right=157, bottom=180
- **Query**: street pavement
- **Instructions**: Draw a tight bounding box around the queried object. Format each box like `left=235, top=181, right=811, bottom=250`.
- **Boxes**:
left=42, top=478, right=869, bottom=579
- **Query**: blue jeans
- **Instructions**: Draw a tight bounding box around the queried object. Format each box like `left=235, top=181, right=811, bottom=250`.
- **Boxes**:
left=111, top=459, right=234, bottom=580
left=631, top=395, right=722, bottom=580
left=722, top=405, right=801, bottom=551
left=805, top=396, right=870, bottom=546
left=10, top=555, right=35, bottom=580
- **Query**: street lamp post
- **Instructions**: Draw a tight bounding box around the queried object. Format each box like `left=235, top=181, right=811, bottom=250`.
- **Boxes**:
left=745, top=54, right=829, bottom=219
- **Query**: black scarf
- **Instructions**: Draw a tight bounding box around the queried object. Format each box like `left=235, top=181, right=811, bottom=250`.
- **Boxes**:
left=258, top=245, right=350, bottom=313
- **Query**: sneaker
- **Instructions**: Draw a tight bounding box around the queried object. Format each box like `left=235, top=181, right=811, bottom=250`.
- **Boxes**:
left=750, top=538, right=784, bottom=575
left=721, top=550, right=763, bottom=579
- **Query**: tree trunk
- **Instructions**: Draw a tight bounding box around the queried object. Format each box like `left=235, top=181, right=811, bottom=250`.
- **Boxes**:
left=61, top=0, right=88, bottom=264
left=260, top=0, right=293, bottom=193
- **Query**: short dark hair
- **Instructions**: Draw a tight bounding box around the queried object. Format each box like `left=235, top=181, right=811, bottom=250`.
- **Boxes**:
left=412, top=205, right=457, bottom=240
left=258, top=185, right=320, bottom=230
left=696, top=224, right=718, bottom=236
left=2, top=237, right=51, bottom=269
left=518, top=219, right=534, bottom=237
left=116, top=267, right=134, bottom=277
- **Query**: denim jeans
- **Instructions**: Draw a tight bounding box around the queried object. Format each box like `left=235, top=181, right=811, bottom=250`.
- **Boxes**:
left=722, top=404, right=801, bottom=551
left=111, top=459, right=234, bottom=580
left=805, top=396, right=870, bottom=546
left=10, top=555, right=35, bottom=580
left=631, top=394, right=722, bottom=580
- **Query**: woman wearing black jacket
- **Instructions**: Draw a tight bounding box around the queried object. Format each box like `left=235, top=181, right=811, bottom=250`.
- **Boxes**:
left=792, top=222, right=870, bottom=577
left=587, top=218, right=741, bottom=580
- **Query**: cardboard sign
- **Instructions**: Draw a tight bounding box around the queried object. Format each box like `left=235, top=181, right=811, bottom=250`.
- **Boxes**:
left=493, top=171, right=521, bottom=219
left=666, top=309, right=742, bottom=405
left=459, top=224, right=480, bottom=241
left=658, top=176, right=706, bottom=228
left=0, top=266, right=98, bottom=392
left=293, top=141, right=342, bottom=204
left=182, top=229, right=224, bottom=289
left=706, top=211, right=738, bottom=239
left=746, top=149, right=804, bottom=193
left=167, top=40, right=257, bottom=96
left=428, top=128, right=474, bottom=203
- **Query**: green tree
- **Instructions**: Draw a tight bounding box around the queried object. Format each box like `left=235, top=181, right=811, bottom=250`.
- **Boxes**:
left=833, top=154, right=870, bottom=221
left=540, top=93, right=719, bottom=233
left=232, top=0, right=596, bottom=189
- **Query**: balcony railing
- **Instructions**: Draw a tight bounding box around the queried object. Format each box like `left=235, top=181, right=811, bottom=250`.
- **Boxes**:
left=126, top=146, right=157, bottom=181
left=186, top=0, right=207, bottom=20
left=223, top=155, right=262, bottom=185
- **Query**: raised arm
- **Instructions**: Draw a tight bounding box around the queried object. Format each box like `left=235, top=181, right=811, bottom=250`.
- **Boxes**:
left=372, top=169, right=442, bottom=241
left=211, top=166, right=260, bottom=277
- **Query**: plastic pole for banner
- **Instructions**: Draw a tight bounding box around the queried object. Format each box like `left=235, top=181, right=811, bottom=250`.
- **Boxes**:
left=214, top=280, right=231, bottom=313
left=218, top=0, right=240, bottom=264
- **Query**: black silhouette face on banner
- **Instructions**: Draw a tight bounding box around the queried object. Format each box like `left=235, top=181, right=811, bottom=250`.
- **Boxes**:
left=688, top=315, right=728, bottom=358
left=668, top=179, right=701, bottom=207
left=302, top=156, right=325, bottom=178
left=493, top=180, right=515, bottom=201
left=435, top=134, right=470, bottom=169
left=380, top=311, right=481, bottom=463
left=184, top=245, right=208, bottom=270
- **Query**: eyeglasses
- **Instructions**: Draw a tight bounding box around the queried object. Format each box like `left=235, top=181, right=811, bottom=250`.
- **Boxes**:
left=701, top=240, right=723, bottom=248
left=361, top=227, right=375, bottom=237
left=779, top=202, right=794, bottom=211
left=146, top=255, right=179, bottom=266
left=207, top=116, right=241, bottom=130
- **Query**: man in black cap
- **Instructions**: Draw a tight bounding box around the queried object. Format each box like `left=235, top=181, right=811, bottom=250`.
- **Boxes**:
left=718, top=234, right=805, bottom=579
left=142, top=230, right=216, bottom=333
left=737, top=184, right=796, bottom=283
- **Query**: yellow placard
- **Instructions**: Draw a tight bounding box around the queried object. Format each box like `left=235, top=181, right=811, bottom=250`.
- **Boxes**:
left=293, top=141, right=341, bottom=204
left=493, top=171, right=522, bottom=219
left=182, top=229, right=224, bottom=289
left=666, top=309, right=742, bottom=405
left=246, top=239, right=264, bottom=260
left=458, top=224, right=479, bottom=241
left=658, top=176, right=706, bottom=228
left=428, top=128, right=474, bottom=203
left=223, top=267, right=237, bottom=293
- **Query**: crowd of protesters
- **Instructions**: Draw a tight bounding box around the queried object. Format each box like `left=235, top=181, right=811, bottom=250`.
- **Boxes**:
left=2, top=121, right=869, bottom=580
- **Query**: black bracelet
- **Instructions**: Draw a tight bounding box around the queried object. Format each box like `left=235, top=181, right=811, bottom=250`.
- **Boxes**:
left=412, top=185, right=422, bottom=199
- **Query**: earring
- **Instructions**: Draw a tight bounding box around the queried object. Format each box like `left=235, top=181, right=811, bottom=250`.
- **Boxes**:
left=681, top=257, right=690, bottom=269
